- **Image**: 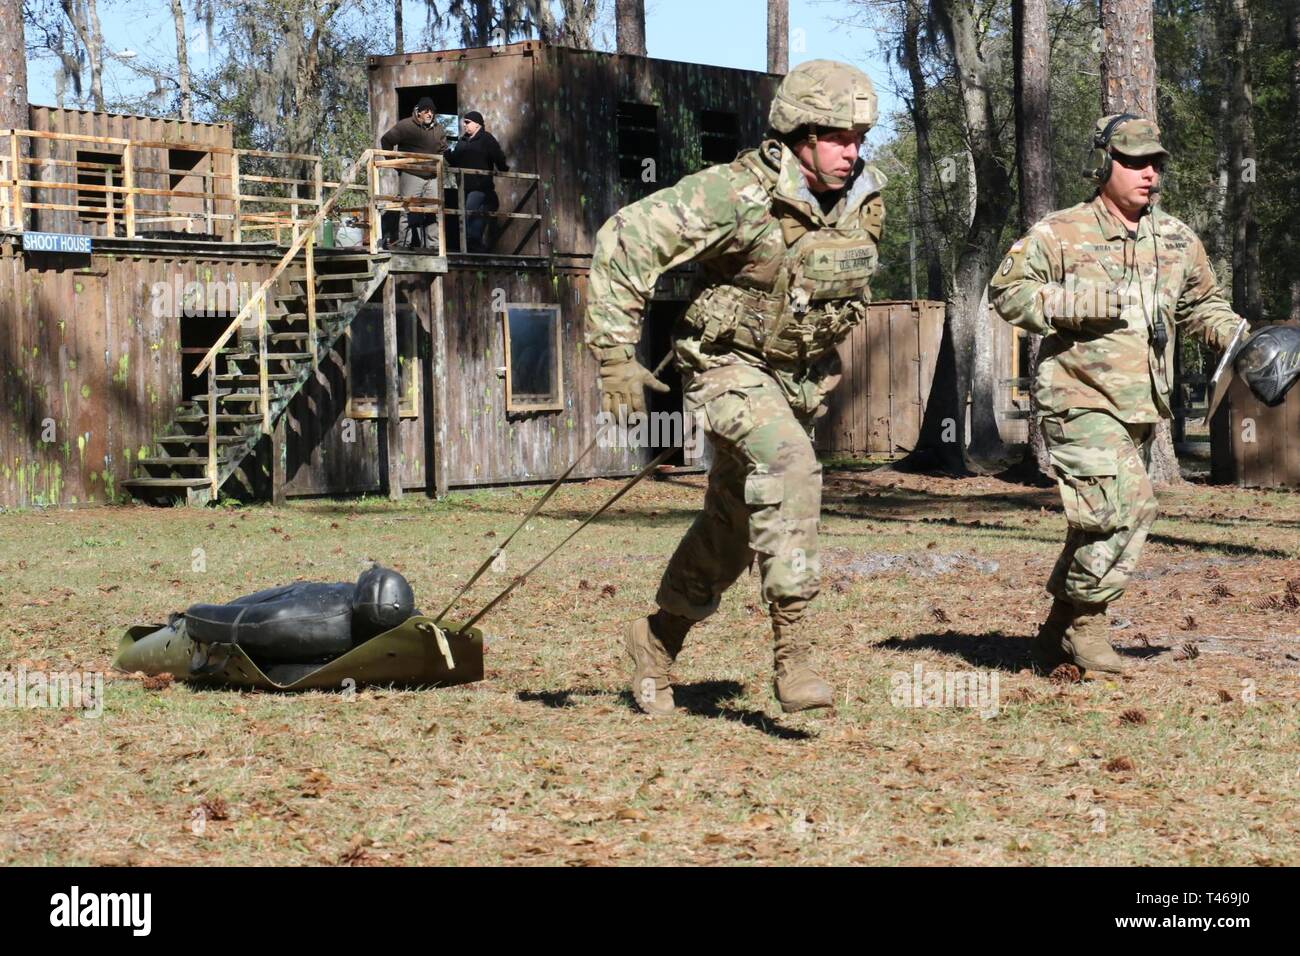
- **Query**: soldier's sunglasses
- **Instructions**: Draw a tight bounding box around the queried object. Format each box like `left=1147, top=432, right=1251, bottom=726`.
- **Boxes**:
left=1113, top=153, right=1165, bottom=173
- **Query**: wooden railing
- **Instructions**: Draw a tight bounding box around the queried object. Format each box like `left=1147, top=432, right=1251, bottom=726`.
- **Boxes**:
left=1, top=128, right=544, bottom=258
left=0, top=128, right=327, bottom=242
left=444, top=167, right=543, bottom=256
left=190, top=148, right=445, bottom=496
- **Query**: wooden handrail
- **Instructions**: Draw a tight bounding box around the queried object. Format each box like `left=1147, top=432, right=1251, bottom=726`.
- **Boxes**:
left=193, top=147, right=384, bottom=378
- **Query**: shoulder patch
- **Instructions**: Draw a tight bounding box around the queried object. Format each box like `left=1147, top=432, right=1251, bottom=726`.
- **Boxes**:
left=1001, top=256, right=1015, bottom=276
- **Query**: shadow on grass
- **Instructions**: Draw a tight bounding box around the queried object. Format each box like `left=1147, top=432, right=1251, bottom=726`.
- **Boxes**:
left=880, top=629, right=1178, bottom=672
left=878, top=630, right=1034, bottom=672
left=515, top=680, right=813, bottom=741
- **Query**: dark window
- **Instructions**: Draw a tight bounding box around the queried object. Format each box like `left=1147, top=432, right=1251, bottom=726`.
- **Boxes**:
left=347, top=301, right=419, bottom=418
left=76, top=150, right=123, bottom=222
left=504, top=304, right=563, bottom=412
left=699, top=110, right=739, bottom=165
left=397, top=83, right=459, bottom=144
left=617, top=102, right=659, bottom=181
left=167, top=148, right=208, bottom=191
left=179, top=314, right=235, bottom=403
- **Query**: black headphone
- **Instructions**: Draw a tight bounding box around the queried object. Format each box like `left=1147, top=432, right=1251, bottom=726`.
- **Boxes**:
left=1084, top=113, right=1140, bottom=183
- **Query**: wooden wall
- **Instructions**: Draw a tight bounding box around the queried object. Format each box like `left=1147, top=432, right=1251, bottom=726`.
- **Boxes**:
left=1211, top=328, right=1300, bottom=488
left=366, top=42, right=781, bottom=258
left=0, top=241, right=278, bottom=507
left=532, top=46, right=780, bottom=256
left=22, top=106, right=234, bottom=238
left=816, top=300, right=945, bottom=458
left=279, top=263, right=652, bottom=497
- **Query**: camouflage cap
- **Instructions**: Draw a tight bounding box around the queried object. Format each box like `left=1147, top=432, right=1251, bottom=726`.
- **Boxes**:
left=1098, top=114, right=1170, bottom=159
left=769, top=59, right=877, bottom=135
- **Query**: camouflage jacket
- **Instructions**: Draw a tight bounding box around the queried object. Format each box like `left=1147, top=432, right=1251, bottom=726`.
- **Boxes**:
left=990, top=195, right=1242, bottom=422
left=585, top=140, right=885, bottom=413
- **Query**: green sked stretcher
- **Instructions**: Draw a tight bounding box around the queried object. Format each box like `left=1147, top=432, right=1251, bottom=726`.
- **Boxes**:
left=113, top=616, right=483, bottom=692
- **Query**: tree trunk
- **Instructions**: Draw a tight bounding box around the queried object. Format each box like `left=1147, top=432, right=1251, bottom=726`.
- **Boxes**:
left=0, top=0, right=28, bottom=131
left=1013, top=0, right=1054, bottom=479
left=1288, top=4, right=1300, bottom=320
left=768, top=0, right=789, bottom=74
left=898, top=0, right=1013, bottom=474
left=1225, top=0, right=1260, bottom=322
left=902, top=0, right=944, bottom=301
left=934, top=0, right=1011, bottom=467
left=1099, top=0, right=1158, bottom=113
left=615, top=0, right=646, bottom=55
left=395, top=0, right=404, bottom=54
left=87, top=0, right=105, bottom=111
left=171, top=0, right=193, bottom=120
left=1100, top=0, right=1181, bottom=483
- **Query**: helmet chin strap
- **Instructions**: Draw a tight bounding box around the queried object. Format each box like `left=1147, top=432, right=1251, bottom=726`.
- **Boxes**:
left=806, top=131, right=848, bottom=189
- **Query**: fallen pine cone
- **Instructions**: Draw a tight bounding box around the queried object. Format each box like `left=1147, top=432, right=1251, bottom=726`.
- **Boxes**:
left=1105, top=756, right=1135, bottom=773
left=1172, top=642, right=1200, bottom=662
left=1119, top=707, right=1147, bottom=725
left=1048, top=663, right=1082, bottom=684
left=198, top=796, right=229, bottom=821
left=141, top=672, right=174, bottom=691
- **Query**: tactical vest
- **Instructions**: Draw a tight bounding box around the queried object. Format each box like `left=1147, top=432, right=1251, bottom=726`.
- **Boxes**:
left=681, top=148, right=881, bottom=368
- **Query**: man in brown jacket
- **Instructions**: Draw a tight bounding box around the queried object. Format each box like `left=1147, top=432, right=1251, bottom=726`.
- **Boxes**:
left=379, top=97, right=447, bottom=249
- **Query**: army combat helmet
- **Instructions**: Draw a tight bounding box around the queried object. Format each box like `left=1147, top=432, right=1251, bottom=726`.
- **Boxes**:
left=769, top=59, right=877, bottom=188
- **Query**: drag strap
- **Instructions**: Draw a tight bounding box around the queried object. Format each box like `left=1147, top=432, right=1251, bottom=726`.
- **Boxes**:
left=432, top=430, right=603, bottom=623
left=460, top=444, right=677, bottom=633
left=434, top=350, right=673, bottom=625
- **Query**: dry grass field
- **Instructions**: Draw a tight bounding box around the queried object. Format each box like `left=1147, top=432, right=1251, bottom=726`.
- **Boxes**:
left=2, top=466, right=1297, bottom=866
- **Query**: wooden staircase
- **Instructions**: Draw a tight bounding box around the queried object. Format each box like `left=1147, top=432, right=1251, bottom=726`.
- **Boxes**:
left=124, top=252, right=390, bottom=505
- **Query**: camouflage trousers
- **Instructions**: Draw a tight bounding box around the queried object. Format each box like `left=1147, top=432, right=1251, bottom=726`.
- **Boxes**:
left=656, top=364, right=822, bottom=626
left=1042, top=408, right=1158, bottom=607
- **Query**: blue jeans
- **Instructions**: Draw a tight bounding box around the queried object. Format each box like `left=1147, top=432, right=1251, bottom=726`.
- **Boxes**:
left=464, top=190, right=496, bottom=251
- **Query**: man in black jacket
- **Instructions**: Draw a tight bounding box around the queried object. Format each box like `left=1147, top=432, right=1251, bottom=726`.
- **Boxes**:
left=379, top=97, right=447, bottom=249
left=448, top=110, right=509, bottom=253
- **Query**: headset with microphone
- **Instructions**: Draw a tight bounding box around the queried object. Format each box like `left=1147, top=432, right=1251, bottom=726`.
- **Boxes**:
left=1083, top=113, right=1169, bottom=352
left=1084, top=112, right=1141, bottom=183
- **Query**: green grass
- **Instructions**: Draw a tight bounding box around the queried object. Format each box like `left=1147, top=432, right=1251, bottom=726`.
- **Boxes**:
left=1, top=468, right=1297, bottom=865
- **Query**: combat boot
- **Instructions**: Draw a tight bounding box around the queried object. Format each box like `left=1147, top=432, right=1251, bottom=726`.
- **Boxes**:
left=624, top=610, right=690, bottom=716
left=771, top=618, right=834, bottom=713
left=1062, top=602, right=1126, bottom=674
left=1030, top=598, right=1074, bottom=673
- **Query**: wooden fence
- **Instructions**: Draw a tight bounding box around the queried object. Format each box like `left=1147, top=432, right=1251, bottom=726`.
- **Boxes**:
left=816, top=299, right=946, bottom=458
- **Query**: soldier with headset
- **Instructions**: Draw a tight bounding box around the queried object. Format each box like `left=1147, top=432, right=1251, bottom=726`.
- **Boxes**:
left=990, top=114, right=1249, bottom=675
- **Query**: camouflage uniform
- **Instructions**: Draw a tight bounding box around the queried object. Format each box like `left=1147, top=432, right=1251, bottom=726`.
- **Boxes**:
left=588, top=143, right=885, bottom=621
left=586, top=60, right=884, bottom=712
left=992, top=192, right=1240, bottom=608
left=991, top=114, right=1244, bottom=673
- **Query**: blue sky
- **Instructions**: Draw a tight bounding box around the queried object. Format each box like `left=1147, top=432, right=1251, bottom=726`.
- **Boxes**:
left=27, top=0, right=902, bottom=133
